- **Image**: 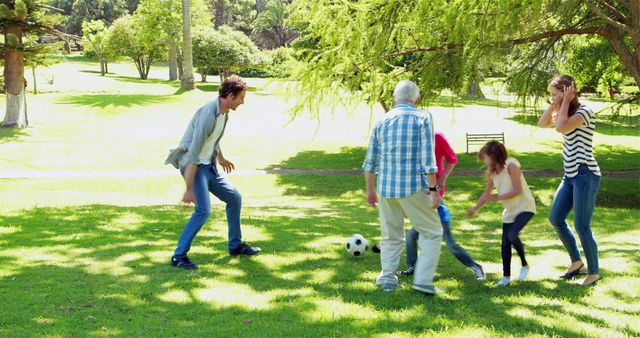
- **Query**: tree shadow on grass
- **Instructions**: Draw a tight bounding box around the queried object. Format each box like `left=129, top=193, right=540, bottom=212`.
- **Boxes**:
left=0, top=201, right=637, bottom=336
left=507, top=113, right=640, bottom=137
left=456, top=145, right=640, bottom=174
left=269, top=145, right=638, bottom=207
left=78, top=69, right=104, bottom=75
left=0, top=126, right=28, bottom=143
left=195, top=83, right=221, bottom=93
left=174, top=82, right=259, bottom=95
left=268, top=147, right=367, bottom=171
left=272, top=143, right=638, bottom=175
left=426, top=96, right=518, bottom=109
left=54, top=94, right=173, bottom=109
left=107, top=74, right=259, bottom=95
left=109, top=74, right=181, bottom=88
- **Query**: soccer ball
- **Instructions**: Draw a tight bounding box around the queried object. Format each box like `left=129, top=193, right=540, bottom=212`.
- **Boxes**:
left=346, top=234, right=368, bottom=256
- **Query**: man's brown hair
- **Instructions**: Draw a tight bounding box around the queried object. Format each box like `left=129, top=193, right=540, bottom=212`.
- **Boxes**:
left=219, top=75, right=248, bottom=98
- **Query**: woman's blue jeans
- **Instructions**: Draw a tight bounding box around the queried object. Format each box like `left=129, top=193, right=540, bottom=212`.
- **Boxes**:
left=549, top=164, right=601, bottom=274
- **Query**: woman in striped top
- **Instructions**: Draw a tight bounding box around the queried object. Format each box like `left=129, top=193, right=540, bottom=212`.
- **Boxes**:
left=537, top=75, right=601, bottom=286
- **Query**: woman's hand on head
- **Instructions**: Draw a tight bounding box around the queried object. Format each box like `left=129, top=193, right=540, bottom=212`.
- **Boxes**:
left=562, top=82, right=577, bottom=103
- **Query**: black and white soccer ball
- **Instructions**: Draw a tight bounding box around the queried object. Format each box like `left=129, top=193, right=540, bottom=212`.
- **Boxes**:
left=346, top=234, right=368, bottom=257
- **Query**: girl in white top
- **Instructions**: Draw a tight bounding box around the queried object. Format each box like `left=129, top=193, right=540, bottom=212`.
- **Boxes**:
left=467, top=141, right=537, bottom=286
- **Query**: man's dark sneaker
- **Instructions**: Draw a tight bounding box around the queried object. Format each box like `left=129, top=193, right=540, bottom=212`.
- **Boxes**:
left=229, top=242, right=262, bottom=256
left=399, top=266, right=415, bottom=276
left=171, top=256, right=198, bottom=270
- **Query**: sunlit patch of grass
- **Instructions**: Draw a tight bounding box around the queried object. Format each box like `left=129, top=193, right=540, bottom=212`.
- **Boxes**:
left=99, top=212, right=145, bottom=232
left=307, top=297, right=383, bottom=321
left=158, top=289, right=193, bottom=304
left=0, top=226, right=20, bottom=234
left=194, top=280, right=275, bottom=310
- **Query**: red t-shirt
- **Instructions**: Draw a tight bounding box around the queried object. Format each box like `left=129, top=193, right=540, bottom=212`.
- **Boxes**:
left=434, top=131, right=458, bottom=197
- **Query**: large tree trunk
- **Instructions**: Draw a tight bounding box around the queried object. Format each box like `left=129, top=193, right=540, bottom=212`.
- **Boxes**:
left=168, top=38, right=178, bottom=81
left=144, top=57, right=153, bottom=79
left=256, top=0, right=266, bottom=14
left=180, top=0, right=195, bottom=90
left=31, top=67, right=37, bottom=95
left=213, top=0, right=226, bottom=29
left=2, top=24, right=26, bottom=128
left=134, top=57, right=146, bottom=79
left=585, top=3, right=640, bottom=89
left=465, top=80, right=486, bottom=99
left=379, top=99, right=389, bottom=112
left=99, top=56, right=105, bottom=76
left=221, top=69, right=231, bottom=81
left=599, top=27, right=640, bottom=89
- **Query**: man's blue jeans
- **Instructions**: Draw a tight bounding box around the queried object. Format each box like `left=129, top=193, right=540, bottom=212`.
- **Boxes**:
left=549, top=164, right=601, bottom=274
left=173, top=164, right=243, bottom=258
left=406, top=203, right=478, bottom=268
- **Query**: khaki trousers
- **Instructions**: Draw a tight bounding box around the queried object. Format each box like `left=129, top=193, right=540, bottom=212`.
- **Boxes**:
left=376, top=190, right=443, bottom=289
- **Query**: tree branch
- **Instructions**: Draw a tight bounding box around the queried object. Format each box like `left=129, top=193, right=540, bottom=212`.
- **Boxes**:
left=395, top=25, right=422, bottom=50
left=36, top=4, right=65, bottom=13
left=596, top=0, right=628, bottom=22
left=598, top=27, right=640, bottom=87
left=586, top=2, right=640, bottom=42
left=629, top=0, right=640, bottom=30
left=384, top=27, right=605, bottom=58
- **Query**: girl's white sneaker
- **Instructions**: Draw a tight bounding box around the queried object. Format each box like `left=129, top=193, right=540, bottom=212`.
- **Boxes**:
left=497, top=276, right=511, bottom=286
left=518, top=265, right=530, bottom=281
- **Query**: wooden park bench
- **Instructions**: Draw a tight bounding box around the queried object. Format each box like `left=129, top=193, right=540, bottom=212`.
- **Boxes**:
left=466, top=132, right=505, bottom=154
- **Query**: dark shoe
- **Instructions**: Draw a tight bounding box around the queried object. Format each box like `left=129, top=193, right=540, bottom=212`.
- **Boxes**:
left=399, top=266, right=415, bottom=276
left=372, top=243, right=381, bottom=254
left=229, top=242, right=262, bottom=256
left=560, top=264, right=584, bottom=279
left=171, top=256, right=198, bottom=270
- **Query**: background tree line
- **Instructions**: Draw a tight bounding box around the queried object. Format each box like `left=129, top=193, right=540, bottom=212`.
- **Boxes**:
left=3, top=0, right=638, bottom=127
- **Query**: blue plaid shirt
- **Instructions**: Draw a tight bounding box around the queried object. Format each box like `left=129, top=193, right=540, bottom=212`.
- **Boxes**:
left=362, top=102, right=438, bottom=198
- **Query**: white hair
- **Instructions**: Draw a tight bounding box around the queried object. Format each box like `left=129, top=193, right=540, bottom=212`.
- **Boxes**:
left=393, top=80, right=420, bottom=102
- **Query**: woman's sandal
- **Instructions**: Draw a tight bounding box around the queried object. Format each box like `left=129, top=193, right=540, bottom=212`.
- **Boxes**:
left=560, top=263, right=584, bottom=279
left=575, top=276, right=599, bottom=286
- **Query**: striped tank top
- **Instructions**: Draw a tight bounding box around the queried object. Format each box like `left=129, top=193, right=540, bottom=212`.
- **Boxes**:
left=562, top=106, right=601, bottom=177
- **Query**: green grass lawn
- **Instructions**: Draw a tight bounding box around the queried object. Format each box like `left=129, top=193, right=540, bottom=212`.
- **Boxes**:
left=269, top=144, right=640, bottom=173
left=1, top=56, right=639, bottom=336
left=1, top=175, right=639, bottom=336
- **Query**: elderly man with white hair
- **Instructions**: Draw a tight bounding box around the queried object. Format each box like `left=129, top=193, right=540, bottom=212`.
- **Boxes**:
left=362, top=80, right=443, bottom=294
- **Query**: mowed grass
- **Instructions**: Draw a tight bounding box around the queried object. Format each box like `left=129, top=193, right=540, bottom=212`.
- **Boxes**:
left=0, top=175, right=639, bottom=336
left=0, top=56, right=639, bottom=336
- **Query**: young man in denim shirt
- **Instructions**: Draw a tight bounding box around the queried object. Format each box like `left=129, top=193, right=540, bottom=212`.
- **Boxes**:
left=166, top=76, right=261, bottom=270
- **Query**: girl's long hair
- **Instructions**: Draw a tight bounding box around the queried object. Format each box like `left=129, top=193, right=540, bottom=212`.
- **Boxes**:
left=550, top=75, right=581, bottom=116
left=478, top=141, right=508, bottom=176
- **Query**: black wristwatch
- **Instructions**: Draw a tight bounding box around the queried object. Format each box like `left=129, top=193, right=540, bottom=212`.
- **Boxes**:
left=428, top=185, right=441, bottom=192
